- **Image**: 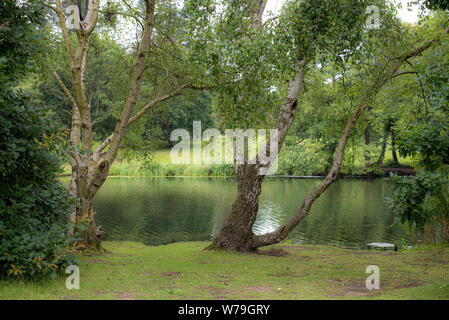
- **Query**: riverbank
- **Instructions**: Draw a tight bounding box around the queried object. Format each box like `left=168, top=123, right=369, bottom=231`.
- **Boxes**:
left=60, top=147, right=414, bottom=178
left=61, top=162, right=415, bottom=178
left=1, top=241, right=448, bottom=300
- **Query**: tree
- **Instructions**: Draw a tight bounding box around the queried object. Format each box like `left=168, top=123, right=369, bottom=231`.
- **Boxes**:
left=204, top=0, right=449, bottom=251
left=390, top=18, right=449, bottom=243
left=45, top=0, right=212, bottom=248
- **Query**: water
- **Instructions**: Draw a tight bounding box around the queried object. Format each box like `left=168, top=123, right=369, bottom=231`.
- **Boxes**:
left=71, top=177, right=408, bottom=247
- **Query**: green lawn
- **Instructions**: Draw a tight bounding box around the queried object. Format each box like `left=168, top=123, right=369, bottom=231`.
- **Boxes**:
left=1, top=241, right=448, bottom=300
left=153, top=149, right=172, bottom=163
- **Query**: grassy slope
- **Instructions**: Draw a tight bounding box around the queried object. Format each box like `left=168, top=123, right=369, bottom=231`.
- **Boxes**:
left=1, top=241, right=448, bottom=300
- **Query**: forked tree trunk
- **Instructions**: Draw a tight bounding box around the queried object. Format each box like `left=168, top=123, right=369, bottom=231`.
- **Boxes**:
left=205, top=0, right=273, bottom=251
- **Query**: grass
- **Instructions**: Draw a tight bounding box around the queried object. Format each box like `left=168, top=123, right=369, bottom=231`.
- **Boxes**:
left=1, top=241, right=448, bottom=300
left=60, top=145, right=413, bottom=178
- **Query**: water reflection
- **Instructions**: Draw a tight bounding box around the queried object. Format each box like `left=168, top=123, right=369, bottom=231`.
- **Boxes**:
left=70, top=177, right=408, bottom=247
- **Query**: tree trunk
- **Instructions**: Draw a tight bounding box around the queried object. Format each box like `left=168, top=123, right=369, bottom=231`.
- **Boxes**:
left=77, top=198, right=96, bottom=245
left=377, top=119, right=392, bottom=166
left=364, top=124, right=371, bottom=168
left=206, top=64, right=306, bottom=251
left=51, top=0, right=157, bottom=249
left=391, top=125, right=399, bottom=166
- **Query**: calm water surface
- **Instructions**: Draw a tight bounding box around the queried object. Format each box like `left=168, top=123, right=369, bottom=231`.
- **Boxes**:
left=74, top=177, right=408, bottom=247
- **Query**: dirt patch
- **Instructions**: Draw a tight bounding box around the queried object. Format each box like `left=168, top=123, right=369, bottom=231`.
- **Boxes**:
left=86, top=259, right=107, bottom=263
left=115, top=293, right=135, bottom=300
left=161, top=271, right=181, bottom=277
left=342, top=281, right=378, bottom=297
left=420, top=257, right=449, bottom=264
left=196, top=285, right=236, bottom=298
left=258, top=248, right=289, bottom=257
left=246, top=286, right=273, bottom=293
left=294, top=255, right=313, bottom=262
left=268, top=266, right=298, bottom=277
left=349, top=251, right=395, bottom=256
left=387, top=279, right=424, bottom=289
left=268, top=271, right=298, bottom=277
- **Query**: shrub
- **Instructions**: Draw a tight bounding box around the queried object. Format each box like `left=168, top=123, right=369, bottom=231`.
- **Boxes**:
left=388, top=169, right=449, bottom=244
left=0, top=89, right=76, bottom=280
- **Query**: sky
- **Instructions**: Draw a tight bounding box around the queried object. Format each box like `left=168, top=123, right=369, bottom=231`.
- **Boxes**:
left=264, top=0, right=422, bottom=23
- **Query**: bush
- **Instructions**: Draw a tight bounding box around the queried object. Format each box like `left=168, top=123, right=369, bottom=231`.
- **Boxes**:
left=390, top=41, right=449, bottom=244
left=388, top=169, right=449, bottom=244
left=0, top=89, right=76, bottom=280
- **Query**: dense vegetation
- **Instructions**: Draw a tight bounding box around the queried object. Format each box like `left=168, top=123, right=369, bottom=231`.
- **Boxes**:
left=390, top=36, right=449, bottom=244
left=0, top=0, right=76, bottom=279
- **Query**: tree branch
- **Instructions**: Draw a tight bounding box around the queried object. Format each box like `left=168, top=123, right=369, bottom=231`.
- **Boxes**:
left=54, top=0, right=75, bottom=68
left=391, top=71, right=418, bottom=78
left=53, top=71, right=78, bottom=110
left=95, top=83, right=214, bottom=153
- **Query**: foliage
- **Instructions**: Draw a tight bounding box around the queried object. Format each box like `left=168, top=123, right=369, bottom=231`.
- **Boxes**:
left=278, top=137, right=331, bottom=176
left=389, top=170, right=449, bottom=243
left=390, top=27, right=449, bottom=243
left=423, top=0, right=449, bottom=10
left=107, top=160, right=235, bottom=177
left=0, top=89, right=77, bottom=280
left=143, top=91, right=215, bottom=148
left=0, top=0, right=76, bottom=280
left=0, top=0, right=44, bottom=85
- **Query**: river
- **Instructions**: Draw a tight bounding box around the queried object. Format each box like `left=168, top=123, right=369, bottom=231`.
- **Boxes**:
left=70, top=177, right=409, bottom=247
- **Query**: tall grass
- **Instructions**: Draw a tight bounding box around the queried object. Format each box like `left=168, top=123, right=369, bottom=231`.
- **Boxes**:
left=107, top=161, right=236, bottom=177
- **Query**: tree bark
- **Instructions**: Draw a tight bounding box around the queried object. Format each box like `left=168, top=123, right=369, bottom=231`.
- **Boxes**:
left=377, top=119, right=392, bottom=166
left=391, top=124, right=399, bottom=166
left=206, top=165, right=263, bottom=251
left=206, top=0, right=300, bottom=251
left=364, top=123, right=371, bottom=168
